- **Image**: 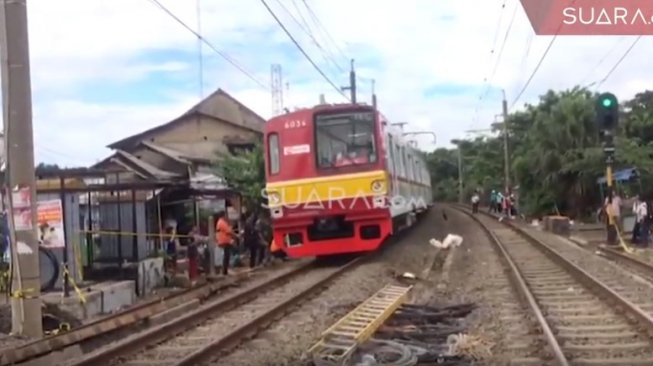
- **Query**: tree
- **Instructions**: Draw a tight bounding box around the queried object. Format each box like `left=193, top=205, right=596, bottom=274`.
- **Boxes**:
left=427, top=87, right=653, bottom=219
left=214, top=144, right=266, bottom=213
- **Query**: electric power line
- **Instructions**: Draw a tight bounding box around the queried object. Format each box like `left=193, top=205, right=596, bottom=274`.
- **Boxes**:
left=579, top=37, right=624, bottom=87
left=595, top=36, right=642, bottom=90
left=472, top=0, right=509, bottom=124
left=510, top=0, right=579, bottom=110
left=274, top=0, right=345, bottom=74
left=301, top=0, right=349, bottom=64
left=147, top=0, right=270, bottom=90
left=480, top=1, right=518, bottom=103
left=260, top=0, right=349, bottom=100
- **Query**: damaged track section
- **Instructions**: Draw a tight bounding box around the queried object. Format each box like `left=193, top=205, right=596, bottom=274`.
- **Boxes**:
left=362, top=303, right=482, bottom=365
left=68, top=257, right=360, bottom=366
left=455, top=205, right=653, bottom=365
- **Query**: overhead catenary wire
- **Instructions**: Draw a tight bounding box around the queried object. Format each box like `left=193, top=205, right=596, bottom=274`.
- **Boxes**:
left=579, top=37, right=625, bottom=88
left=260, top=0, right=350, bottom=101
left=480, top=1, right=518, bottom=103
left=273, top=0, right=345, bottom=74
left=510, top=0, right=579, bottom=110
left=146, top=0, right=270, bottom=90
left=301, top=0, right=349, bottom=65
left=594, top=36, right=642, bottom=90
left=472, top=0, right=509, bottom=124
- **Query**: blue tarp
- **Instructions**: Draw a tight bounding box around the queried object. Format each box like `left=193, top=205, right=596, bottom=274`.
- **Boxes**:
left=596, top=167, right=639, bottom=184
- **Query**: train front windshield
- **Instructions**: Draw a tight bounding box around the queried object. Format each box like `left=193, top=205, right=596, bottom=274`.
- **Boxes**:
left=315, top=111, right=377, bottom=169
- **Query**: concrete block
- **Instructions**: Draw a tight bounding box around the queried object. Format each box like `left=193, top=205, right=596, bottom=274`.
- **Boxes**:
left=137, top=257, right=165, bottom=297
left=41, top=288, right=103, bottom=320
left=543, top=216, right=571, bottom=236
left=101, top=281, right=135, bottom=314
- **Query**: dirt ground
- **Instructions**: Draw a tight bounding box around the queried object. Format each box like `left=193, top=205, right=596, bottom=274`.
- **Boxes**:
left=211, top=208, right=458, bottom=366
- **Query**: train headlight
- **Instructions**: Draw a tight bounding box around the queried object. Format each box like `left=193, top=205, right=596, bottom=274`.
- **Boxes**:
left=371, top=180, right=385, bottom=193
left=267, top=191, right=281, bottom=205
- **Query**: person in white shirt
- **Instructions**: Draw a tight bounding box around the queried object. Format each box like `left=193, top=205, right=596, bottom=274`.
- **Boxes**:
left=636, top=198, right=650, bottom=247
left=471, top=191, right=480, bottom=213
left=631, top=195, right=642, bottom=243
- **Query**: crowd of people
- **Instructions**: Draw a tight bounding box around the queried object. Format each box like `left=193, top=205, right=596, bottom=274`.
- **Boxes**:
left=601, top=189, right=652, bottom=247
left=469, top=189, right=518, bottom=220
left=162, top=209, right=288, bottom=283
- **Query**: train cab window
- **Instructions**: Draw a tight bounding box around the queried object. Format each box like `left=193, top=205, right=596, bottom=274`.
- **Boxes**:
left=315, top=111, right=376, bottom=168
left=268, top=133, right=280, bottom=174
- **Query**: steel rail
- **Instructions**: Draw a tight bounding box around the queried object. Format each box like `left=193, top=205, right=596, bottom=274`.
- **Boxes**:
left=452, top=205, right=570, bottom=366
left=598, top=246, right=653, bottom=281
left=475, top=206, right=653, bottom=334
left=173, top=257, right=363, bottom=366
left=457, top=203, right=653, bottom=334
left=67, top=260, right=318, bottom=366
left=1, top=272, right=254, bottom=366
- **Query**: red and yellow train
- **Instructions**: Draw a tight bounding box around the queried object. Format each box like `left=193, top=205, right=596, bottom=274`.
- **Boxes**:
left=263, top=103, right=433, bottom=258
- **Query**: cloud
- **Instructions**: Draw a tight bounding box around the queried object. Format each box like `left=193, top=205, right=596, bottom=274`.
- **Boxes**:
left=0, top=0, right=650, bottom=167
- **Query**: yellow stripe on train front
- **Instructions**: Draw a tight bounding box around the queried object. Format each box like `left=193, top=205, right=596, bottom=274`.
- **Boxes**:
left=265, top=170, right=388, bottom=207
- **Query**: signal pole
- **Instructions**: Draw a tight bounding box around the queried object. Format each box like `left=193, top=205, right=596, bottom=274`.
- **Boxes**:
left=0, top=0, right=43, bottom=337
left=371, top=79, right=377, bottom=110
left=501, top=90, right=510, bottom=192
left=457, top=146, right=463, bottom=203
left=596, top=92, right=620, bottom=248
left=341, top=59, right=356, bottom=104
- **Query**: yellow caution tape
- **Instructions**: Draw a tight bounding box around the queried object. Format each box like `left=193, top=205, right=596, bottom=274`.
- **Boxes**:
left=10, top=287, right=36, bottom=299
left=605, top=205, right=634, bottom=254
left=62, top=265, right=87, bottom=304
left=76, top=229, right=197, bottom=239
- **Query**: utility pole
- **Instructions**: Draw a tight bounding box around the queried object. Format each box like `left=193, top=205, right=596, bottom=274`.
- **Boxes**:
left=0, top=0, right=43, bottom=337
left=501, top=89, right=510, bottom=192
left=371, top=79, right=377, bottom=110
left=271, top=64, right=283, bottom=116
left=457, top=146, right=463, bottom=203
left=341, top=59, right=356, bottom=104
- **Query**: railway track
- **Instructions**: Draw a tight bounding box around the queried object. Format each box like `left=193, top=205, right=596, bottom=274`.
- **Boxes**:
left=453, top=205, right=653, bottom=365
left=0, top=267, right=275, bottom=366
left=66, top=257, right=360, bottom=366
left=594, top=246, right=653, bottom=283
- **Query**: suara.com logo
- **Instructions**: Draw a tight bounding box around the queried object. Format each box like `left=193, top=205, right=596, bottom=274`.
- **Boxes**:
left=521, top=0, right=653, bottom=35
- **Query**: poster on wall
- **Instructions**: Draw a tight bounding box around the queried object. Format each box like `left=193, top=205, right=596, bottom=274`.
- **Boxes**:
left=37, top=199, right=65, bottom=248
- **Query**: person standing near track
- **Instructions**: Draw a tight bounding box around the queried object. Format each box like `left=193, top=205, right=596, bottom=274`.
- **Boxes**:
left=471, top=190, right=480, bottom=213
left=635, top=196, right=650, bottom=247
left=243, top=212, right=263, bottom=268
left=215, top=211, right=237, bottom=275
left=489, top=190, right=498, bottom=213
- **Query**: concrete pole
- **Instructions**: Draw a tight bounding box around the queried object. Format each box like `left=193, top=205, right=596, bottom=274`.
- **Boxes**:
left=0, top=0, right=43, bottom=337
left=207, top=215, right=215, bottom=276
left=457, top=147, right=463, bottom=203
left=502, top=90, right=510, bottom=192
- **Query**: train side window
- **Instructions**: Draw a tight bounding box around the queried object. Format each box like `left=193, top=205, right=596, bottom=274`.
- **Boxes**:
left=268, top=133, right=280, bottom=175
left=400, top=146, right=407, bottom=179
left=387, top=135, right=395, bottom=175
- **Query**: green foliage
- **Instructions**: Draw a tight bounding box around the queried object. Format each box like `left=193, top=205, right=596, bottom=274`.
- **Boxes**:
left=427, top=87, right=653, bottom=219
left=214, top=144, right=266, bottom=212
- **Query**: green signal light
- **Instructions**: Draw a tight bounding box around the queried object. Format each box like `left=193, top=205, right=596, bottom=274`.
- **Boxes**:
left=602, top=98, right=613, bottom=108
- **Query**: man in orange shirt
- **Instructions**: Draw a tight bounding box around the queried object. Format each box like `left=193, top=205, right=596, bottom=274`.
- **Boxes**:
left=215, top=211, right=237, bottom=275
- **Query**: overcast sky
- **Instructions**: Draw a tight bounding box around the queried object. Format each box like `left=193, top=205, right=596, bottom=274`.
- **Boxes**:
left=0, top=0, right=649, bottom=167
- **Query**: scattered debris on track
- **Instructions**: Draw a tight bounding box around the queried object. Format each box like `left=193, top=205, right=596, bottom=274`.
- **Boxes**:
left=345, top=303, right=485, bottom=366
